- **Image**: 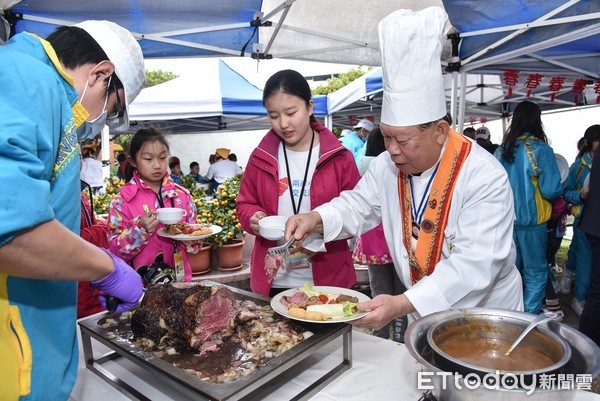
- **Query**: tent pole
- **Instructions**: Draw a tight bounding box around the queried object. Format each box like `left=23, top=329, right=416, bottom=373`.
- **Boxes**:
left=457, top=72, right=467, bottom=133
left=324, top=114, right=332, bottom=130
left=101, top=125, right=110, bottom=189
left=450, top=71, right=458, bottom=129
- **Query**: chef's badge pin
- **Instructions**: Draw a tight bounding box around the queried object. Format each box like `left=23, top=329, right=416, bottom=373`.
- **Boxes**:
left=421, top=219, right=434, bottom=233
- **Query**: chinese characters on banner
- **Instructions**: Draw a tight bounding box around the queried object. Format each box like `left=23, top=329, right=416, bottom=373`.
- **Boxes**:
left=502, top=70, right=595, bottom=104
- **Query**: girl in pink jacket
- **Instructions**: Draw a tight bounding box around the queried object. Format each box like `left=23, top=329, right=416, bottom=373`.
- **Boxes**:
left=236, top=70, right=361, bottom=297
left=108, top=127, right=201, bottom=282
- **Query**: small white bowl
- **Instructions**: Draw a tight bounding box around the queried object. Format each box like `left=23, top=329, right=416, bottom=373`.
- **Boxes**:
left=157, top=207, right=187, bottom=225
left=259, top=215, right=287, bottom=240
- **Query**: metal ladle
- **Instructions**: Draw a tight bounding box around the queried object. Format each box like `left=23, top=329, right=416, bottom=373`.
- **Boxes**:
left=504, top=313, right=557, bottom=356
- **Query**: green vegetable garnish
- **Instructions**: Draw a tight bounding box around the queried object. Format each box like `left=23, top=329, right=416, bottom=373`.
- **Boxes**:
left=302, top=282, right=319, bottom=297
left=343, top=301, right=358, bottom=316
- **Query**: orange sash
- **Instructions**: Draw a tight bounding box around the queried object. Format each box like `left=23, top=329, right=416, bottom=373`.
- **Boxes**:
left=398, top=128, right=472, bottom=284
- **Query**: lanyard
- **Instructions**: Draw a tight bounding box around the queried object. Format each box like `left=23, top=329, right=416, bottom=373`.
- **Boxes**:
left=282, top=129, right=315, bottom=215
left=409, top=164, right=439, bottom=225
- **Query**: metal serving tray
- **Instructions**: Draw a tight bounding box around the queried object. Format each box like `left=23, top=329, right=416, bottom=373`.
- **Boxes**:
left=78, top=281, right=352, bottom=401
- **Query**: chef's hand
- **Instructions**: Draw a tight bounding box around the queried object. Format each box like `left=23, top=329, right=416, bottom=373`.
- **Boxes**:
left=139, top=210, right=159, bottom=233
left=91, top=249, right=143, bottom=313
left=350, top=294, right=415, bottom=330
left=250, top=210, right=267, bottom=235
left=284, top=212, right=323, bottom=248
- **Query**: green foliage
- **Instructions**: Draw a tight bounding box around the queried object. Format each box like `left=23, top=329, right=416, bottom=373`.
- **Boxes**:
left=93, top=176, right=125, bottom=215
left=145, top=69, right=179, bottom=88
left=113, top=134, right=131, bottom=151
left=194, top=174, right=245, bottom=247
left=179, top=175, right=207, bottom=200
left=312, top=68, right=368, bottom=95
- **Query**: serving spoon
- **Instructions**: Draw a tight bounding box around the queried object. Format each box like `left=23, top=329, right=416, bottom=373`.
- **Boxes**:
left=504, top=313, right=557, bottom=356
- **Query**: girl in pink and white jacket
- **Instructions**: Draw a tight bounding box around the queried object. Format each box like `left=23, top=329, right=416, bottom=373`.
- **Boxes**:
left=108, top=128, right=200, bottom=282
left=236, top=70, right=361, bottom=297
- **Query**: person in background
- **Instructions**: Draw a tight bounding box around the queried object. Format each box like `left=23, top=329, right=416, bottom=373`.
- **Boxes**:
left=0, top=20, right=144, bottom=401
left=559, top=125, right=600, bottom=316
left=495, top=100, right=562, bottom=315
left=80, top=138, right=104, bottom=193
left=188, top=161, right=202, bottom=183
left=236, top=69, right=361, bottom=297
left=228, top=152, right=244, bottom=172
left=541, top=194, right=570, bottom=321
left=557, top=137, right=586, bottom=294
left=577, top=136, right=586, bottom=152
left=578, top=134, right=600, bottom=346
left=354, top=127, right=407, bottom=342
left=78, top=179, right=109, bottom=318
left=475, top=126, right=499, bottom=154
left=204, top=148, right=242, bottom=188
left=108, top=128, right=202, bottom=283
left=168, top=156, right=183, bottom=184
left=208, top=153, right=217, bottom=165
left=116, top=152, right=128, bottom=180
left=283, top=8, right=523, bottom=328
left=463, top=127, right=476, bottom=139
left=340, top=118, right=373, bottom=161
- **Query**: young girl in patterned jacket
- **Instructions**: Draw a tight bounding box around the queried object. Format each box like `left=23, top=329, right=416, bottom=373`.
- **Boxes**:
left=108, top=127, right=201, bottom=282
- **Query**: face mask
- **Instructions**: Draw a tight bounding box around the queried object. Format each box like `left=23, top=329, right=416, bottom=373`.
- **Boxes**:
left=76, top=78, right=110, bottom=142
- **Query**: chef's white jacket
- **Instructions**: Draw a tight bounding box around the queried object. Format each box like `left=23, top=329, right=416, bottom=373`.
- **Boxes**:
left=315, top=144, right=524, bottom=320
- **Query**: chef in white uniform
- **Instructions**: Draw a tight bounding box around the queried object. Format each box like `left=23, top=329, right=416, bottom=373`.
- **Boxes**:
left=284, top=7, right=524, bottom=327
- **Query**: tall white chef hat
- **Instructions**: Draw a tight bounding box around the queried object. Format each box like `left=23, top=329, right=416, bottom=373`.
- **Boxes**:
left=378, top=7, right=448, bottom=127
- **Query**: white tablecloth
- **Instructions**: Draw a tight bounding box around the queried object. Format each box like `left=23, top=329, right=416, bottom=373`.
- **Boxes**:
left=69, top=323, right=600, bottom=401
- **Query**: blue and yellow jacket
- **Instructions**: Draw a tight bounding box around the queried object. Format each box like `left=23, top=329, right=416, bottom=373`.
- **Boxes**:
left=563, top=152, right=592, bottom=218
left=495, top=135, right=562, bottom=227
left=0, top=33, right=82, bottom=401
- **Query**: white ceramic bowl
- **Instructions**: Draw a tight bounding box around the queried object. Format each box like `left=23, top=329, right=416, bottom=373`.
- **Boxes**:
left=259, top=215, right=287, bottom=240
left=157, top=207, right=187, bottom=224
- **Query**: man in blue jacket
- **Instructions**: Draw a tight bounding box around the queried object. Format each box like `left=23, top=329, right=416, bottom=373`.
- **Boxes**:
left=0, top=21, right=145, bottom=400
left=340, top=118, right=373, bottom=160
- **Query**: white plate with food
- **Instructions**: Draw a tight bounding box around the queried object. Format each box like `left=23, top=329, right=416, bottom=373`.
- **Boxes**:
left=271, top=284, right=370, bottom=323
left=157, top=223, right=222, bottom=240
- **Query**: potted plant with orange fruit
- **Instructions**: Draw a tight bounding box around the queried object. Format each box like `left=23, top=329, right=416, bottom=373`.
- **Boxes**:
left=195, top=174, right=245, bottom=271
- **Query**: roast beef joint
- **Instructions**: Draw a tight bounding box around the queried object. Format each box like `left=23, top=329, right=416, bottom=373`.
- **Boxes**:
left=128, top=282, right=307, bottom=383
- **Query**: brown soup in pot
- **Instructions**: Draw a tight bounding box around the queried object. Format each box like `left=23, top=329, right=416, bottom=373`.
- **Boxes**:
left=438, top=337, right=555, bottom=371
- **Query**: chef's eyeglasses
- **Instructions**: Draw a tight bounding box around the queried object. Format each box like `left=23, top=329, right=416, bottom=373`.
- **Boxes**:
left=107, top=77, right=125, bottom=120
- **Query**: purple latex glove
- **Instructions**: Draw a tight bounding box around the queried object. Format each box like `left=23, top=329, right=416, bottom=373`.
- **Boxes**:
left=91, top=249, right=143, bottom=313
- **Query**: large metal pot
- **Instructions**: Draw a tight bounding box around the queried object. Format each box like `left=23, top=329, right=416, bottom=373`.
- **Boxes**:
left=426, top=313, right=571, bottom=386
left=405, top=308, right=600, bottom=401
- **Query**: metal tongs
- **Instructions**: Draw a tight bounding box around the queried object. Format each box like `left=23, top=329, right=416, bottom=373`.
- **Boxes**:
left=267, top=236, right=295, bottom=256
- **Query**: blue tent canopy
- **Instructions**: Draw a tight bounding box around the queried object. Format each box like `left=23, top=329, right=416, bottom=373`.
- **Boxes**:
left=443, top=0, right=600, bottom=77
left=3, top=0, right=598, bottom=131
left=7, top=0, right=263, bottom=58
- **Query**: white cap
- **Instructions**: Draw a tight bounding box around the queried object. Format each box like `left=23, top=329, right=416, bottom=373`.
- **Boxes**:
left=75, top=20, right=145, bottom=132
left=340, top=129, right=352, bottom=137
left=378, top=7, right=447, bottom=127
left=475, top=126, right=491, bottom=141
left=354, top=118, right=374, bottom=132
